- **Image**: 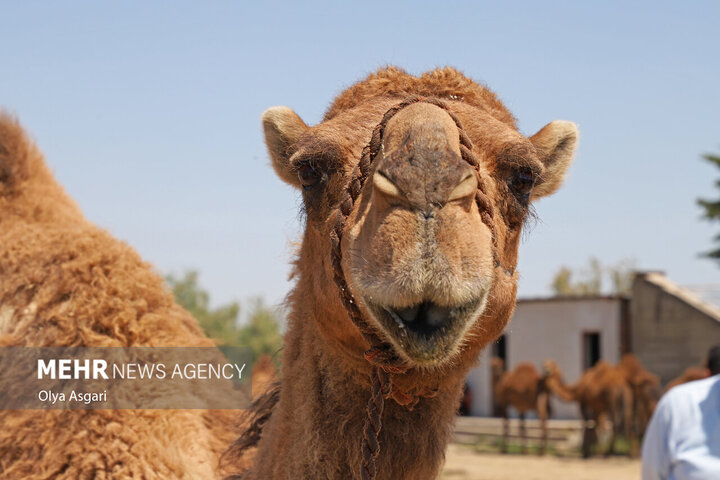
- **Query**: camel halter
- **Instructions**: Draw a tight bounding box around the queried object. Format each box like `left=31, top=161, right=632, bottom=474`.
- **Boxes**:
left=329, top=95, right=509, bottom=480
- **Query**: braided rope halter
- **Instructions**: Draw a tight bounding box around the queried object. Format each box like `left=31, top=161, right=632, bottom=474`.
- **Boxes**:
left=329, top=95, right=508, bottom=480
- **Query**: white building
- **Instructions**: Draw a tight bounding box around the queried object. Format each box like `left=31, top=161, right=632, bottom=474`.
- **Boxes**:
left=466, top=296, right=629, bottom=419
left=465, top=273, right=720, bottom=419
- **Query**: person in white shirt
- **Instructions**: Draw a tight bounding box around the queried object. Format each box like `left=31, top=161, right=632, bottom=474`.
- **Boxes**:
left=641, top=346, right=720, bottom=480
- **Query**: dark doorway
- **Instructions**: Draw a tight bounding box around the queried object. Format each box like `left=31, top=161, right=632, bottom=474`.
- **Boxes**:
left=582, top=332, right=601, bottom=370
left=492, top=334, right=507, bottom=364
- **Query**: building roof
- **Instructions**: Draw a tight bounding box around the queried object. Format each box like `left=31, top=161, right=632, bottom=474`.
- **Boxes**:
left=517, top=274, right=720, bottom=323
left=517, top=295, right=627, bottom=304
left=640, top=272, right=720, bottom=323
left=683, top=284, right=720, bottom=311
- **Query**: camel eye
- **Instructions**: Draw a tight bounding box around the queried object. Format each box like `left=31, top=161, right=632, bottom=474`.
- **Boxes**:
left=298, top=164, right=322, bottom=191
left=510, top=169, right=535, bottom=202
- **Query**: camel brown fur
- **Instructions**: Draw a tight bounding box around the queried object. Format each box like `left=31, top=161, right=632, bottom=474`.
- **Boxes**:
left=491, top=358, right=550, bottom=455
left=0, top=114, right=241, bottom=479
left=616, top=354, right=660, bottom=441
left=544, top=360, right=633, bottom=458
left=220, top=357, right=280, bottom=477
left=664, top=366, right=710, bottom=393
left=225, top=66, right=578, bottom=479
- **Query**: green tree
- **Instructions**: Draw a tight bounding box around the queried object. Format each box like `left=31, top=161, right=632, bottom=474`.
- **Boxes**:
left=165, top=271, right=283, bottom=361
left=608, top=258, right=637, bottom=296
left=238, top=297, right=284, bottom=361
left=550, top=257, right=603, bottom=296
left=550, top=258, right=636, bottom=296
left=697, top=151, right=720, bottom=263
left=166, top=271, right=242, bottom=345
left=550, top=266, right=574, bottom=295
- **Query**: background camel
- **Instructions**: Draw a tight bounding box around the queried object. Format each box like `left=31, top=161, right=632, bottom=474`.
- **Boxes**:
left=0, top=114, right=241, bottom=479
left=223, top=66, right=578, bottom=479
left=544, top=359, right=632, bottom=458
left=616, top=354, right=660, bottom=440
left=491, top=358, right=551, bottom=454
left=664, top=366, right=710, bottom=392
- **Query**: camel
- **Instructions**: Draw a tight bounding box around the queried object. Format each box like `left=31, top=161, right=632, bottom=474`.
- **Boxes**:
left=544, top=360, right=632, bottom=458
left=0, top=114, right=241, bottom=478
left=616, top=354, right=660, bottom=439
left=664, top=366, right=710, bottom=392
left=219, top=355, right=280, bottom=474
left=491, top=358, right=551, bottom=454
left=223, top=66, right=579, bottom=479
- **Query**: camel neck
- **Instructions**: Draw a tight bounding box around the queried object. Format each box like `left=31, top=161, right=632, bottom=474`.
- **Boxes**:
left=547, top=374, right=577, bottom=403
left=245, top=301, right=464, bottom=479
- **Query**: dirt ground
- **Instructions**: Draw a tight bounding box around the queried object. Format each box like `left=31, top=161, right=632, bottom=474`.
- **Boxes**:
left=440, top=444, right=641, bottom=480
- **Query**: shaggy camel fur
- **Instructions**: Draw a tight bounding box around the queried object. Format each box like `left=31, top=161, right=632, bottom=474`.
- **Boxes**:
left=491, top=358, right=550, bottom=454
left=0, top=114, right=240, bottom=479
left=219, top=355, right=279, bottom=474
left=225, top=66, right=578, bottom=479
left=544, top=360, right=633, bottom=458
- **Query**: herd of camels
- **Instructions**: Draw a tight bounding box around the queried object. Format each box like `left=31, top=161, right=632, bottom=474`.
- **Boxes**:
left=491, top=353, right=709, bottom=458
left=0, top=66, right=697, bottom=479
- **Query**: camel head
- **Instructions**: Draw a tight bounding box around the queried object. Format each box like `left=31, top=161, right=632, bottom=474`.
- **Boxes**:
left=542, top=359, right=561, bottom=378
left=542, top=359, right=575, bottom=402
left=542, top=359, right=567, bottom=389
left=263, top=68, right=577, bottom=369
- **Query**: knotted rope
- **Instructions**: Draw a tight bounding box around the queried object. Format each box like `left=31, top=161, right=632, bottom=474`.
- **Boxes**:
left=329, top=95, right=502, bottom=480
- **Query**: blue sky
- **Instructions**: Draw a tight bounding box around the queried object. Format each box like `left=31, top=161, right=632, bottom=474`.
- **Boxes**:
left=2, top=1, right=718, bottom=309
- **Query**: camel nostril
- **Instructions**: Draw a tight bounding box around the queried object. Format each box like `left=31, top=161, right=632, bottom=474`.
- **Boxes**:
left=447, top=174, right=478, bottom=202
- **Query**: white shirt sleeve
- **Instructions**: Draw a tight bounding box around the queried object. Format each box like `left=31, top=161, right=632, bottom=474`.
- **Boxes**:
left=642, top=394, right=673, bottom=480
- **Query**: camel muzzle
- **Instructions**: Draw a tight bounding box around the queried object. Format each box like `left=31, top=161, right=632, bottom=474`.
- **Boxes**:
left=368, top=296, right=485, bottom=365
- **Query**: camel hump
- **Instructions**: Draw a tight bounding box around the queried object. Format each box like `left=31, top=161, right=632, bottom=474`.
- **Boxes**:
left=515, top=363, right=537, bottom=373
left=0, top=112, right=43, bottom=194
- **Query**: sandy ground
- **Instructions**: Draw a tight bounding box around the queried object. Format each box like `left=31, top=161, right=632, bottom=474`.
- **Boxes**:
left=440, top=444, right=641, bottom=480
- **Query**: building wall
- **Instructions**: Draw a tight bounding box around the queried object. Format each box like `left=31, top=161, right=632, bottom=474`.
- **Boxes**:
left=466, top=297, right=624, bottom=419
left=631, top=273, right=720, bottom=385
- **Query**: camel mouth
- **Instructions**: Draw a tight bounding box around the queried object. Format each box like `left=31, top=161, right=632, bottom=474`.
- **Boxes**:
left=365, top=298, right=484, bottom=365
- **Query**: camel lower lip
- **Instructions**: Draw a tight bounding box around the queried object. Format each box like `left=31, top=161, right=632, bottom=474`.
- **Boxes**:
left=367, top=298, right=483, bottom=364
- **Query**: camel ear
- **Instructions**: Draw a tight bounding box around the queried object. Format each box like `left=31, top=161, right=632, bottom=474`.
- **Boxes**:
left=529, top=120, right=578, bottom=201
left=262, top=106, right=309, bottom=187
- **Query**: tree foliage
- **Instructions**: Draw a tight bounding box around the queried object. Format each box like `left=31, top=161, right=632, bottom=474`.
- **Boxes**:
left=550, top=258, right=636, bottom=296
left=238, top=297, right=284, bottom=361
left=608, top=258, right=637, bottom=296
left=697, top=152, right=720, bottom=263
left=165, top=271, right=283, bottom=362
